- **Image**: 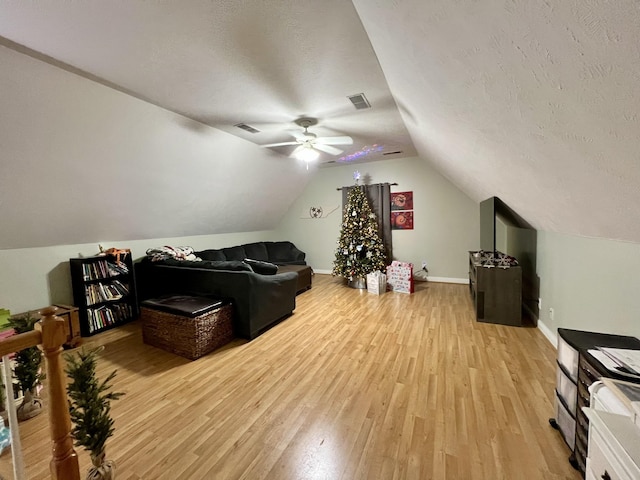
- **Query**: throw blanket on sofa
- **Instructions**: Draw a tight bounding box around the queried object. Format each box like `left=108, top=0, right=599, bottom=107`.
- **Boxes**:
left=146, top=246, right=201, bottom=262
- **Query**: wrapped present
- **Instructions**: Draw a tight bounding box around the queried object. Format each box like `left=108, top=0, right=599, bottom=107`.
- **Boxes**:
left=386, top=261, right=414, bottom=294
left=367, top=271, right=387, bottom=295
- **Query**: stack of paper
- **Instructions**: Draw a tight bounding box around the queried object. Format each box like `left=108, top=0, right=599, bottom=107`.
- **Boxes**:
left=598, top=347, right=640, bottom=375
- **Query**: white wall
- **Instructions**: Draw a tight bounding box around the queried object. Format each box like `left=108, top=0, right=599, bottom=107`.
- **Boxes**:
left=0, top=230, right=277, bottom=314
left=274, top=156, right=479, bottom=280
left=536, top=230, right=640, bottom=342
left=0, top=45, right=309, bottom=250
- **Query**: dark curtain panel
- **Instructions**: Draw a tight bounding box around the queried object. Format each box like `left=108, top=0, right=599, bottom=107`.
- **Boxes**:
left=341, top=183, right=393, bottom=263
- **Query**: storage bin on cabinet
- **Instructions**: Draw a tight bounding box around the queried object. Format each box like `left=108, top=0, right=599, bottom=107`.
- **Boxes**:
left=550, top=328, right=640, bottom=476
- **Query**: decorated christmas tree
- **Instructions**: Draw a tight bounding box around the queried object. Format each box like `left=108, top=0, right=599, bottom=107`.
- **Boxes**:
left=332, top=174, right=387, bottom=281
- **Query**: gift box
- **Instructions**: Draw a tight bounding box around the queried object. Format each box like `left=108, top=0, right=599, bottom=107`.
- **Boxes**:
left=386, top=261, right=414, bottom=294
left=367, top=271, right=387, bottom=295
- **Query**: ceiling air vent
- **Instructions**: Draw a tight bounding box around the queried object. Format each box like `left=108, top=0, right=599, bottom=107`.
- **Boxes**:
left=383, top=151, right=403, bottom=156
left=347, top=93, right=371, bottom=110
left=234, top=123, right=260, bottom=134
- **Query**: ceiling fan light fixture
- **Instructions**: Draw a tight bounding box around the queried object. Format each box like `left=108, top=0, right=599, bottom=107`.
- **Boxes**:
left=296, top=145, right=320, bottom=163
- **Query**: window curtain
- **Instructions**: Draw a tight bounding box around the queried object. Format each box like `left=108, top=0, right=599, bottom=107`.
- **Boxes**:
left=341, top=183, right=393, bottom=263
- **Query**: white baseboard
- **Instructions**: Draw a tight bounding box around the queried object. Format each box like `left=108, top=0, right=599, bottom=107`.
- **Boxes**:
left=426, top=276, right=468, bottom=284
left=311, top=270, right=467, bottom=285
left=537, top=319, right=557, bottom=347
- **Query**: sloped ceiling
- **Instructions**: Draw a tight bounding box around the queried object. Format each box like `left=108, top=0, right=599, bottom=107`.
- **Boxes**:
left=2, top=0, right=640, bottom=249
left=352, top=0, right=640, bottom=243
left=0, top=0, right=414, bottom=249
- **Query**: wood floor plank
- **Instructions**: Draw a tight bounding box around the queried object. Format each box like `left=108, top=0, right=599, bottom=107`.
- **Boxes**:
left=0, top=275, right=580, bottom=479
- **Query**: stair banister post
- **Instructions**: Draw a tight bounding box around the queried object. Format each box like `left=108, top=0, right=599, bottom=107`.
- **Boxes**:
left=36, top=306, right=81, bottom=480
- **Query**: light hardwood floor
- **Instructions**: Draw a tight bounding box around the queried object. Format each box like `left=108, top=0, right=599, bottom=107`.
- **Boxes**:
left=1, top=274, right=580, bottom=479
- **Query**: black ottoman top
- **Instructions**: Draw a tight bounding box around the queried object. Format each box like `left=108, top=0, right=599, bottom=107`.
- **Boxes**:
left=141, top=295, right=225, bottom=317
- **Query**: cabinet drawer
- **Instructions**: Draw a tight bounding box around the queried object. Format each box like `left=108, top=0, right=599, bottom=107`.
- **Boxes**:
left=554, top=392, right=576, bottom=448
left=556, top=365, right=577, bottom=415
left=580, top=356, right=600, bottom=384
left=584, top=465, right=598, bottom=480
left=587, top=428, right=632, bottom=480
left=558, top=335, right=580, bottom=382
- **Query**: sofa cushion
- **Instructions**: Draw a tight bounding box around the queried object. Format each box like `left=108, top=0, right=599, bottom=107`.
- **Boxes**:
left=222, top=246, right=247, bottom=261
left=197, top=249, right=227, bottom=262
left=158, top=258, right=252, bottom=272
left=243, top=258, right=278, bottom=275
left=278, top=264, right=313, bottom=293
left=242, top=242, right=269, bottom=261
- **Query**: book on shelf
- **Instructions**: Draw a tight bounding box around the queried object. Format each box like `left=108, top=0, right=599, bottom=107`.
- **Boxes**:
left=84, top=282, right=129, bottom=305
left=87, top=303, right=133, bottom=333
left=107, top=260, right=129, bottom=275
left=81, top=258, right=129, bottom=281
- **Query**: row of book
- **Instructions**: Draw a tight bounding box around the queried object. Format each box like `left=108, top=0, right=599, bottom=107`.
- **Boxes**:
left=81, top=259, right=129, bottom=281
left=84, top=280, right=130, bottom=306
left=86, top=303, right=133, bottom=333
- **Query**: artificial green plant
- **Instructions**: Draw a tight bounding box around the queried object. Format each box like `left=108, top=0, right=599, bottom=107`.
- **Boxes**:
left=64, top=347, right=124, bottom=458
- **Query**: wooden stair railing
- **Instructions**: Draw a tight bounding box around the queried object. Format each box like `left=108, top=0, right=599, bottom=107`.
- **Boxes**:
left=0, top=306, right=80, bottom=480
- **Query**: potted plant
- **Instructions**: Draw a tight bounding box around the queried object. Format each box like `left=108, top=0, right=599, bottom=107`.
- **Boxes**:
left=7, top=313, right=45, bottom=420
left=65, top=347, right=124, bottom=480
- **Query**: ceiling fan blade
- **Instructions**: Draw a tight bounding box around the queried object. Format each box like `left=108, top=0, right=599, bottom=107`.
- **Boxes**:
left=289, top=130, right=308, bottom=141
left=315, top=136, right=353, bottom=146
left=313, top=143, right=343, bottom=155
left=261, top=141, right=299, bottom=148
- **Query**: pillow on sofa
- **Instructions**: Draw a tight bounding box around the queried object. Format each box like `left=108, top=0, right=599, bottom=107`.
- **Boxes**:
left=156, top=258, right=252, bottom=271
left=243, top=258, right=278, bottom=275
left=197, top=249, right=227, bottom=261
left=222, top=245, right=247, bottom=261
left=242, top=242, right=269, bottom=261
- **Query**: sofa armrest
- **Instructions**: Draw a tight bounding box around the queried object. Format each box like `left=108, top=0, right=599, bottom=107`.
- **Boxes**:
left=289, top=244, right=305, bottom=263
left=265, top=241, right=306, bottom=265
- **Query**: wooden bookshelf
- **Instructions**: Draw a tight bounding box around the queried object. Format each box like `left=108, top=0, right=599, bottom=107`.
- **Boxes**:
left=69, top=252, right=138, bottom=336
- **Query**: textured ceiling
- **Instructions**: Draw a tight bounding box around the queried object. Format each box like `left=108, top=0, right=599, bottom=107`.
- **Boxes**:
left=2, top=0, right=640, bottom=249
left=352, top=0, right=640, bottom=243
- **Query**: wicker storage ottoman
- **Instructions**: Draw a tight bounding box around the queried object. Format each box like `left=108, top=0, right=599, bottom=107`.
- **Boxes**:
left=141, top=295, right=234, bottom=360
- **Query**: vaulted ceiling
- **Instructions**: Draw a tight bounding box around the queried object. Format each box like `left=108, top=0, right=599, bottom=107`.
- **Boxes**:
left=2, top=0, right=640, bottom=249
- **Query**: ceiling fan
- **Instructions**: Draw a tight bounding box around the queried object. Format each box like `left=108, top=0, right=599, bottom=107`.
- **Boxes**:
left=260, top=118, right=353, bottom=162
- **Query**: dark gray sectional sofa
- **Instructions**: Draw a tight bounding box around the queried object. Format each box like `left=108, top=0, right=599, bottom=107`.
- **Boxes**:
left=135, top=241, right=312, bottom=339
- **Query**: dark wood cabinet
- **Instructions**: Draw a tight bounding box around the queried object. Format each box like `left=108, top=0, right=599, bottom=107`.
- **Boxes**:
left=551, top=328, right=640, bottom=476
left=468, top=251, right=522, bottom=326
left=9, top=304, right=81, bottom=348
left=69, top=252, right=138, bottom=336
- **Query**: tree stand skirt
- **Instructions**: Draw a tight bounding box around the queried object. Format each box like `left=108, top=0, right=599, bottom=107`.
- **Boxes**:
left=348, top=277, right=367, bottom=289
